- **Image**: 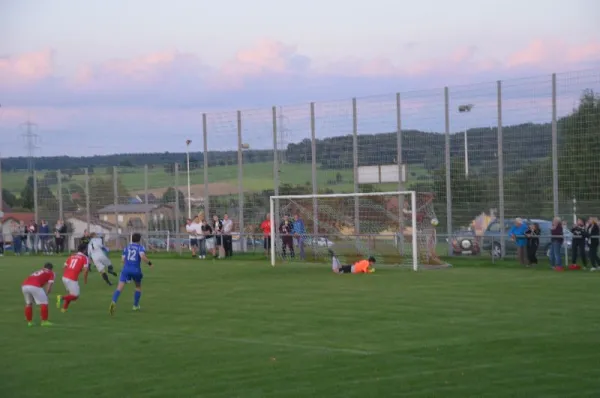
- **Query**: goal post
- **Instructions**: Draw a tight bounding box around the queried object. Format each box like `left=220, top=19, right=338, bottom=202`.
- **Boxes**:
left=269, top=191, right=419, bottom=270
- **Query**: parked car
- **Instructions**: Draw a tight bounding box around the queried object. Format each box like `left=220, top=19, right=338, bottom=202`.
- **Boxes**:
left=304, top=237, right=334, bottom=248
left=482, top=218, right=572, bottom=259
left=449, top=229, right=480, bottom=255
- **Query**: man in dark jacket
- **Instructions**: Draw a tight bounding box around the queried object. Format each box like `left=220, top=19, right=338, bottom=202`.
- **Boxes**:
left=550, top=217, right=564, bottom=270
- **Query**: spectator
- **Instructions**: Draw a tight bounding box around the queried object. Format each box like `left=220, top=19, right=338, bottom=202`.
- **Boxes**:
left=508, top=217, right=528, bottom=266
left=213, top=215, right=224, bottom=259
left=54, top=219, right=67, bottom=254
left=222, top=214, right=233, bottom=258
left=260, top=213, right=271, bottom=257
left=587, top=217, right=599, bottom=271
left=279, top=215, right=295, bottom=258
left=13, top=221, right=24, bottom=255
left=550, top=217, right=564, bottom=271
left=570, top=217, right=587, bottom=270
left=525, top=222, right=540, bottom=266
left=185, top=217, right=200, bottom=258
left=293, top=214, right=306, bottom=260
left=38, top=220, right=50, bottom=254
left=19, top=221, right=28, bottom=255
left=201, top=216, right=216, bottom=258
left=0, top=229, right=4, bottom=256
left=28, top=221, right=38, bottom=253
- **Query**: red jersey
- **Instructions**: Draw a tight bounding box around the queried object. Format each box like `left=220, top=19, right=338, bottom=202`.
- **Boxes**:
left=22, top=268, right=56, bottom=287
left=63, top=253, right=89, bottom=281
left=260, top=220, right=271, bottom=236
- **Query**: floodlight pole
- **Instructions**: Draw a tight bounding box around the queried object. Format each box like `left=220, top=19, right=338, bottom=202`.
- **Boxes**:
left=458, top=104, right=474, bottom=179
left=185, top=140, right=192, bottom=219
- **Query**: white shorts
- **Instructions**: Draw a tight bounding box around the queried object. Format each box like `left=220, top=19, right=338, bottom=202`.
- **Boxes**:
left=205, top=237, right=215, bottom=250
left=91, top=253, right=111, bottom=273
left=62, top=277, right=80, bottom=297
left=22, top=285, right=48, bottom=305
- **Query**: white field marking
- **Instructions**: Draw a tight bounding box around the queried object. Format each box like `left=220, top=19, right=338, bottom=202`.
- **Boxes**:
left=6, top=321, right=377, bottom=356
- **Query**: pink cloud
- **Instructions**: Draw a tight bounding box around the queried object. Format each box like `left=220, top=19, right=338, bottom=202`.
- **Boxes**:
left=0, top=49, right=54, bottom=85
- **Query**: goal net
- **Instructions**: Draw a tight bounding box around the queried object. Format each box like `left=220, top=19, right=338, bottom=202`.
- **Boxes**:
left=269, top=191, right=421, bottom=270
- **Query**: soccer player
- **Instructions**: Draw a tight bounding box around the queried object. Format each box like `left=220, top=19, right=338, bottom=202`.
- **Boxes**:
left=88, top=233, right=117, bottom=285
left=21, top=262, right=55, bottom=326
left=260, top=213, right=271, bottom=256
left=57, top=243, right=89, bottom=312
left=80, top=230, right=92, bottom=271
left=109, top=233, right=153, bottom=315
left=329, top=250, right=376, bottom=274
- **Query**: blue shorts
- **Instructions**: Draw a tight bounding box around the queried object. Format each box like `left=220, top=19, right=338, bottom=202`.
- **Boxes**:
left=119, top=269, right=143, bottom=284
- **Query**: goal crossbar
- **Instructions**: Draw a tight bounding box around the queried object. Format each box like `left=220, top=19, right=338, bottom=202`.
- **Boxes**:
left=269, top=191, right=418, bottom=270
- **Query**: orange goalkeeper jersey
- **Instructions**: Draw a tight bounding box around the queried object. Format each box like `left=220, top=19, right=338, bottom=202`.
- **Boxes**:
left=353, top=260, right=371, bottom=273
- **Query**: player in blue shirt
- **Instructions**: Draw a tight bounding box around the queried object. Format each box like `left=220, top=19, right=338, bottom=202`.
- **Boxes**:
left=109, top=233, right=153, bottom=315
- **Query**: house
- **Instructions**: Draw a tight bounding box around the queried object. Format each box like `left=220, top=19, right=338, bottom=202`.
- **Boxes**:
left=97, top=203, right=175, bottom=230
left=1, top=212, right=35, bottom=243
left=66, top=216, right=118, bottom=250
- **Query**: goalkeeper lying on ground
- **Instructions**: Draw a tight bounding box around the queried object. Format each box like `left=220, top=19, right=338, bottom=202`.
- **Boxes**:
left=329, top=250, right=376, bottom=274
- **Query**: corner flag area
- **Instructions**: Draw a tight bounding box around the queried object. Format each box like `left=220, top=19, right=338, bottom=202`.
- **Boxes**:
left=2, top=255, right=599, bottom=397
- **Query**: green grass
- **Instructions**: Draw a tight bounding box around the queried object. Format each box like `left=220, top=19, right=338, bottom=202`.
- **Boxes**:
left=1, top=255, right=599, bottom=398
left=2, top=162, right=431, bottom=195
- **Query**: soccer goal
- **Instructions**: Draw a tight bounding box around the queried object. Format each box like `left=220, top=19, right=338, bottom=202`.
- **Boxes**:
left=269, top=191, right=419, bottom=270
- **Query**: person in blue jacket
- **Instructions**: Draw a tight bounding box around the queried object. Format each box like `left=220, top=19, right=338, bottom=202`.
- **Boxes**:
left=508, top=217, right=529, bottom=266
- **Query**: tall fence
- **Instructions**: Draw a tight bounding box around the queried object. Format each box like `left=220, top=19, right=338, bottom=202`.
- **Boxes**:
left=0, top=69, right=599, bottom=257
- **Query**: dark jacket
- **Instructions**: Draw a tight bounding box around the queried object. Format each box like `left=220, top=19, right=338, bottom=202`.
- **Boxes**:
left=201, top=223, right=213, bottom=239
left=550, top=224, right=563, bottom=244
left=571, top=225, right=587, bottom=241
left=525, top=227, right=540, bottom=247
left=588, top=223, right=599, bottom=245
left=279, top=220, right=293, bottom=235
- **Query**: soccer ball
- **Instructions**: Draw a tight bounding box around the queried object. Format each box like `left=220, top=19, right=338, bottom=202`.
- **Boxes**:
left=431, top=218, right=439, bottom=227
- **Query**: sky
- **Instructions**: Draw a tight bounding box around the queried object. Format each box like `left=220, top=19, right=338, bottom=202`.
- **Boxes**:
left=0, top=0, right=599, bottom=157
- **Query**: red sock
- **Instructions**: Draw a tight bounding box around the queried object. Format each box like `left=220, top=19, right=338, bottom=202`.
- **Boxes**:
left=25, top=305, right=33, bottom=322
left=63, top=295, right=78, bottom=309
left=40, top=304, right=49, bottom=321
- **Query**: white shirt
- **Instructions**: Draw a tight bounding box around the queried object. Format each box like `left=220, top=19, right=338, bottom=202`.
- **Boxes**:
left=195, top=222, right=205, bottom=240
left=222, top=219, right=233, bottom=234
left=88, top=237, right=106, bottom=256
left=187, top=222, right=201, bottom=239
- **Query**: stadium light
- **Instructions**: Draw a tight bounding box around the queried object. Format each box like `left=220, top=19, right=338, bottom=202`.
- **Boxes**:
left=458, top=104, right=475, bottom=178
left=240, top=143, right=250, bottom=150
left=185, top=139, right=192, bottom=219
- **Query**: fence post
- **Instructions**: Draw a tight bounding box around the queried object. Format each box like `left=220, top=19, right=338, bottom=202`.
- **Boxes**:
left=203, top=113, right=210, bottom=217
left=33, top=170, right=39, bottom=224
left=237, top=110, right=245, bottom=248
left=497, top=80, right=505, bottom=259
left=396, top=92, right=404, bottom=256
left=175, top=163, right=180, bottom=237
left=57, top=169, right=64, bottom=221
left=272, top=106, right=279, bottom=222
left=352, top=97, right=360, bottom=235
left=85, top=168, right=90, bottom=231
left=444, top=87, right=452, bottom=256
left=310, top=102, right=318, bottom=239
left=551, top=73, right=559, bottom=217
left=113, top=166, right=119, bottom=246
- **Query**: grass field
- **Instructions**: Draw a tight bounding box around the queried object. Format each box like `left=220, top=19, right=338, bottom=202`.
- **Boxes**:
left=1, top=254, right=599, bottom=397
left=1, top=162, right=430, bottom=196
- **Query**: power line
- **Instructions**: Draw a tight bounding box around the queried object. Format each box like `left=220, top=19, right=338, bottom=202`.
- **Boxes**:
left=21, top=120, right=39, bottom=173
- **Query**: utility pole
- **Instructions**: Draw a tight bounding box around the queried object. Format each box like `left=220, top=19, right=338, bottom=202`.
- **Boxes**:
left=21, top=120, right=39, bottom=173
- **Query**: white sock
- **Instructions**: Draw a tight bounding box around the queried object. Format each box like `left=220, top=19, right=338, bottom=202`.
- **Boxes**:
left=332, top=256, right=341, bottom=272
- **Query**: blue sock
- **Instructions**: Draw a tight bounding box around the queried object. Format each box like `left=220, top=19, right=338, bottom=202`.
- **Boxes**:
left=134, top=291, right=141, bottom=307
left=112, top=290, right=121, bottom=303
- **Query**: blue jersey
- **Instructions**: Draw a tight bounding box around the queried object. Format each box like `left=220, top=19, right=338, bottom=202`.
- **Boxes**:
left=122, top=243, right=146, bottom=271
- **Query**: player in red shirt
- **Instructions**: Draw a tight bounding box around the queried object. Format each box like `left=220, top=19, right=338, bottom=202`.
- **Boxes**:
left=57, top=243, right=89, bottom=312
left=21, top=262, right=55, bottom=327
left=260, top=213, right=272, bottom=256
